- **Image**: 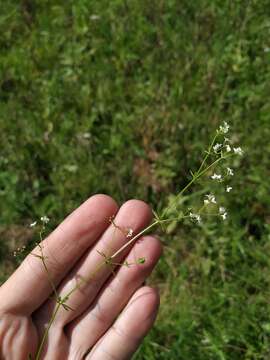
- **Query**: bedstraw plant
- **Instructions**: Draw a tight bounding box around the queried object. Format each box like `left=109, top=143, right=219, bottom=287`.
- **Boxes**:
left=25, top=121, right=243, bottom=359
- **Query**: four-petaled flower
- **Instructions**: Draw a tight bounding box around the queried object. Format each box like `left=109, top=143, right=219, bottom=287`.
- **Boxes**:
left=213, top=143, right=222, bottom=153
left=219, top=121, right=230, bottom=134
left=41, top=216, right=50, bottom=224
left=211, top=173, right=222, bottom=181
left=204, top=194, right=217, bottom=205
left=219, top=206, right=227, bottom=220
left=221, top=212, right=227, bottom=220
left=189, top=212, right=201, bottom=224
left=227, top=167, right=234, bottom=176
left=233, top=147, right=243, bottom=155
left=225, top=144, right=231, bottom=152
left=219, top=207, right=226, bottom=214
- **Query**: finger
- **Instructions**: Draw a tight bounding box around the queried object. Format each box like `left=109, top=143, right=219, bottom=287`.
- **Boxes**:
left=67, top=235, right=162, bottom=356
left=34, top=200, right=152, bottom=329
left=0, top=194, right=118, bottom=315
left=87, top=286, right=160, bottom=360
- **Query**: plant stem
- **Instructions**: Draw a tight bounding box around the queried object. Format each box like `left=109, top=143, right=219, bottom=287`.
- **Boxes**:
left=66, top=220, right=159, bottom=299
left=35, top=220, right=161, bottom=357
left=162, top=152, right=231, bottom=219
left=35, top=302, right=61, bottom=360
left=111, top=221, right=159, bottom=259
left=196, top=132, right=218, bottom=175
left=35, top=151, right=232, bottom=358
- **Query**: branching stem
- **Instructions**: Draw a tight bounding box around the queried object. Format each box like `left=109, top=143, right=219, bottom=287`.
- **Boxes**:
left=35, top=135, right=233, bottom=359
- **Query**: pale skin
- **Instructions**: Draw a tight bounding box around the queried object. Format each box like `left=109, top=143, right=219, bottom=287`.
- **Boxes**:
left=0, top=194, right=162, bottom=359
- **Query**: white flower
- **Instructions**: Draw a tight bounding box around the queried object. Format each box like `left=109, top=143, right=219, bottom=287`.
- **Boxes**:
left=82, top=133, right=91, bottom=139
left=213, top=143, right=222, bottom=153
left=30, top=221, right=37, bottom=228
left=204, top=194, right=216, bottom=205
left=233, top=147, right=243, bottom=155
left=126, top=228, right=134, bottom=238
left=189, top=212, right=201, bottom=224
left=227, top=167, right=234, bottom=176
left=219, top=121, right=230, bottom=134
left=219, top=207, right=226, bottom=214
left=219, top=207, right=227, bottom=220
left=41, top=216, right=50, bottom=224
left=225, top=144, right=231, bottom=152
left=178, top=123, right=184, bottom=130
left=211, top=173, right=222, bottom=181
left=221, top=212, right=227, bottom=220
left=90, top=15, right=100, bottom=21
left=226, top=186, right=232, bottom=193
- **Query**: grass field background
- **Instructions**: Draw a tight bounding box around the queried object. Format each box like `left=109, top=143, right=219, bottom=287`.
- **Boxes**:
left=0, top=1, right=270, bottom=359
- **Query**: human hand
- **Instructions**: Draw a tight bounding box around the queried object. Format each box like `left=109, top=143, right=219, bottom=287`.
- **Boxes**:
left=0, top=195, right=162, bottom=359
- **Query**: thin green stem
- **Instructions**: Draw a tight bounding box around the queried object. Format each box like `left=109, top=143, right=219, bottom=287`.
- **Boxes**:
left=35, top=221, right=160, bottom=358
left=35, top=302, right=61, bottom=360
left=197, top=154, right=232, bottom=178
left=162, top=152, right=231, bottom=220
left=38, top=229, right=59, bottom=301
left=161, top=135, right=218, bottom=219
left=63, top=221, right=160, bottom=302
left=111, top=221, right=159, bottom=259
left=196, top=132, right=219, bottom=175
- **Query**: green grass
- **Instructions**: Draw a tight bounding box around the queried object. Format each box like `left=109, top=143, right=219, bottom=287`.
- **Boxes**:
left=1, top=0, right=270, bottom=358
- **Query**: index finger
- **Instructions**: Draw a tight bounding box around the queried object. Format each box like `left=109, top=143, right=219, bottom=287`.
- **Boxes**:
left=0, top=194, right=118, bottom=315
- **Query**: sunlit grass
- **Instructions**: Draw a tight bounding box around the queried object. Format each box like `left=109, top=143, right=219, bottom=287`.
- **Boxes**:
left=0, top=0, right=270, bottom=358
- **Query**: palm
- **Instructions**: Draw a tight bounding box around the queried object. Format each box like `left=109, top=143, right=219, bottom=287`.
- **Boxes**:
left=0, top=195, right=161, bottom=359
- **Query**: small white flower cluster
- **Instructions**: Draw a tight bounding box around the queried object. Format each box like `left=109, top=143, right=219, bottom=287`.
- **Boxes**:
left=233, top=147, right=243, bottom=156
left=204, top=194, right=216, bottom=205
left=203, top=192, right=229, bottom=221
left=219, top=206, right=227, bottom=220
left=201, top=122, right=243, bottom=222
left=189, top=212, right=201, bottom=224
left=213, top=140, right=243, bottom=159
left=13, top=245, right=26, bottom=257
left=41, top=216, right=50, bottom=224
left=203, top=194, right=227, bottom=220
left=213, top=122, right=243, bottom=158
left=213, top=143, right=222, bottom=153
left=40, top=215, right=50, bottom=224
left=213, top=142, right=232, bottom=154
left=210, top=168, right=234, bottom=183
left=211, top=121, right=243, bottom=189
left=227, top=167, right=234, bottom=176
left=219, top=121, right=230, bottom=134
left=30, top=216, right=50, bottom=228
left=211, top=173, right=222, bottom=181
left=225, top=144, right=231, bottom=152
